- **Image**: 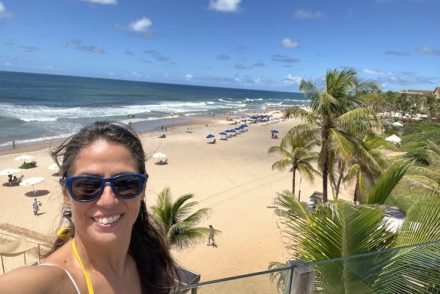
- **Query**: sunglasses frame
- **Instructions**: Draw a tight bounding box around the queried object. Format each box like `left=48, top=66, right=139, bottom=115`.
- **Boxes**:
left=64, top=173, right=148, bottom=202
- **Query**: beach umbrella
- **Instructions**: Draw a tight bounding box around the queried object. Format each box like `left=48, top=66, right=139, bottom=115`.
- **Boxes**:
left=152, top=152, right=167, bottom=164
left=219, top=132, right=227, bottom=136
left=152, top=152, right=167, bottom=159
left=48, top=163, right=60, bottom=171
left=152, top=152, right=167, bottom=160
left=385, top=134, right=401, bottom=143
left=392, top=121, right=404, bottom=127
left=0, top=168, right=20, bottom=176
left=14, top=154, right=35, bottom=162
left=271, top=130, right=279, bottom=133
left=206, top=134, right=215, bottom=139
left=20, top=177, right=45, bottom=197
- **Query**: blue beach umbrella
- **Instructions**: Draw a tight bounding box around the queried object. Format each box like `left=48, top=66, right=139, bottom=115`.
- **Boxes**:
left=206, top=134, right=215, bottom=139
left=219, top=132, right=228, bottom=136
left=271, top=130, right=279, bottom=133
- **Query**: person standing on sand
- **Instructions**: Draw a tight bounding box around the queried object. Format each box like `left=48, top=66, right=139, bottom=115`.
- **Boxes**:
left=32, top=198, right=41, bottom=216
left=12, top=140, right=16, bottom=149
left=207, top=225, right=217, bottom=247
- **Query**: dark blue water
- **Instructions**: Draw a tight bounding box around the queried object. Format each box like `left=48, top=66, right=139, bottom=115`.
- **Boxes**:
left=0, top=71, right=305, bottom=146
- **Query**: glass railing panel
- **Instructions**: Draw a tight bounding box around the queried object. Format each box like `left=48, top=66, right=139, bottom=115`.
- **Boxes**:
left=308, top=240, right=440, bottom=294
left=180, top=240, right=440, bottom=294
left=181, top=268, right=291, bottom=294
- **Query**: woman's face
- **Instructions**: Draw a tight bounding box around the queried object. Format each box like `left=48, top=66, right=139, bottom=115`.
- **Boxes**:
left=66, top=140, right=143, bottom=245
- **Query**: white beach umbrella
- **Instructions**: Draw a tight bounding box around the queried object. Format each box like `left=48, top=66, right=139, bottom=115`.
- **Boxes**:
left=48, top=163, right=60, bottom=171
left=152, top=152, right=167, bottom=161
left=385, top=134, right=402, bottom=144
left=0, top=168, right=21, bottom=176
left=152, top=152, right=166, bottom=159
left=14, top=154, right=35, bottom=162
left=392, top=121, right=404, bottom=127
left=20, top=177, right=45, bottom=196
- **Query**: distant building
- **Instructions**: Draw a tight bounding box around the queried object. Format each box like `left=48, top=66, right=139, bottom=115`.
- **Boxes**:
left=399, top=86, right=440, bottom=98
left=434, top=87, right=440, bottom=98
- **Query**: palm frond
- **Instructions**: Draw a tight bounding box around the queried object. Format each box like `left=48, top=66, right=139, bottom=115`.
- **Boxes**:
left=366, top=160, right=412, bottom=204
left=337, top=107, right=380, bottom=135
left=329, top=129, right=354, bottom=159
left=372, top=193, right=440, bottom=293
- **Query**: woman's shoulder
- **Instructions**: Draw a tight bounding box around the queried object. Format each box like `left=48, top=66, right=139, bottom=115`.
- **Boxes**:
left=0, top=243, right=79, bottom=294
left=0, top=264, right=76, bottom=293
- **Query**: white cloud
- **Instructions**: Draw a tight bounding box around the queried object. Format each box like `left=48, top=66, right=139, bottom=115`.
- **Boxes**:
left=284, top=74, right=302, bottom=85
left=209, top=0, right=241, bottom=12
left=363, top=68, right=386, bottom=75
left=185, top=74, right=193, bottom=81
left=293, top=9, right=323, bottom=19
left=282, top=38, right=299, bottom=48
left=0, top=2, right=13, bottom=19
left=82, top=0, right=117, bottom=4
left=418, top=46, right=440, bottom=56
left=128, top=17, right=152, bottom=33
left=361, top=68, right=436, bottom=87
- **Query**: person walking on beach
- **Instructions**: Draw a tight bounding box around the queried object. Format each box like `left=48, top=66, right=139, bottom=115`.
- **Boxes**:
left=12, top=140, right=16, bottom=149
left=0, top=121, right=178, bottom=293
left=207, top=225, right=217, bottom=247
left=32, top=198, right=41, bottom=216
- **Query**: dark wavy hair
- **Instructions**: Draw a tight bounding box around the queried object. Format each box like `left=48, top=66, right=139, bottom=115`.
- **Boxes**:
left=48, top=121, right=178, bottom=293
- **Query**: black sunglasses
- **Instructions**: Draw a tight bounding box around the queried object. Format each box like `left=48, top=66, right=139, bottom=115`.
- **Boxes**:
left=64, top=173, right=147, bottom=202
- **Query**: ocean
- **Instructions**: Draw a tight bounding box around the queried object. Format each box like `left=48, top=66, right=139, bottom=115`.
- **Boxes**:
left=0, top=71, right=306, bottom=149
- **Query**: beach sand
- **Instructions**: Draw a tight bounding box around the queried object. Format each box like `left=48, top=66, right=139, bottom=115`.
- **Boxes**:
left=0, top=114, right=354, bottom=286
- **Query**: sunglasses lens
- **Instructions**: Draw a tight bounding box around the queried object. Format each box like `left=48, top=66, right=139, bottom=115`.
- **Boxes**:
left=113, top=175, right=144, bottom=198
left=71, top=177, right=102, bottom=201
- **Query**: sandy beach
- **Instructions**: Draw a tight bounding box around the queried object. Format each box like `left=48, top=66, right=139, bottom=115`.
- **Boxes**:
left=0, top=114, right=353, bottom=285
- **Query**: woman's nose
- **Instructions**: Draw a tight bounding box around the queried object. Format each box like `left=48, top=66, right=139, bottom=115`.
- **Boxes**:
left=97, top=183, right=118, bottom=206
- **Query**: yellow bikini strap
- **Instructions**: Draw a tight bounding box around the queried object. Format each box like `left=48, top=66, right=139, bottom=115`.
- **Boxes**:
left=72, top=238, right=95, bottom=294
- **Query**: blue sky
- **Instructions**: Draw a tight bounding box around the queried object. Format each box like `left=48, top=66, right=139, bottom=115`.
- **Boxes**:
left=0, top=0, right=439, bottom=92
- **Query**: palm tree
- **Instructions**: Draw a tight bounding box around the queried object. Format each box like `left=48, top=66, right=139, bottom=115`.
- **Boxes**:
left=151, top=187, right=211, bottom=249
left=268, top=127, right=320, bottom=198
left=285, top=68, right=380, bottom=202
left=271, top=160, right=440, bottom=293
left=404, top=140, right=440, bottom=193
left=343, top=135, right=388, bottom=203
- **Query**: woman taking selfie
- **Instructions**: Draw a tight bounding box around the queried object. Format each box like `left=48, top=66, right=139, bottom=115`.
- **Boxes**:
left=0, top=121, right=178, bottom=293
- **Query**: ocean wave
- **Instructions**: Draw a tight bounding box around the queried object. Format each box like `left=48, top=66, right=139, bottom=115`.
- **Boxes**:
left=244, top=98, right=263, bottom=102
left=0, top=101, right=245, bottom=122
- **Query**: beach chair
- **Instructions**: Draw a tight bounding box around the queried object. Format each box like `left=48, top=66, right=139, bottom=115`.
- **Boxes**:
left=10, top=175, right=24, bottom=186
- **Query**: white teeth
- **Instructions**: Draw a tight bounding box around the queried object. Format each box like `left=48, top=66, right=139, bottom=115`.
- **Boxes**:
left=96, top=215, right=121, bottom=225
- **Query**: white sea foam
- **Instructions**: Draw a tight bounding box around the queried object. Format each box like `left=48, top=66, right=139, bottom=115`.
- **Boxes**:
left=0, top=101, right=245, bottom=122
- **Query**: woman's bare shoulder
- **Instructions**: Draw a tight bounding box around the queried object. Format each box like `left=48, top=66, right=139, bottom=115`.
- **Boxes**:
left=0, top=265, right=70, bottom=293
left=0, top=244, right=77, bottom=293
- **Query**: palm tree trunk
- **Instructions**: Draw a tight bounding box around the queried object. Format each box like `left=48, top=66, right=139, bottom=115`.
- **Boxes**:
left=353, top=178, right=360, bottom=204
left=292, top=168, right=296, bottom=196
left=321, top=129, right=330, bottom=203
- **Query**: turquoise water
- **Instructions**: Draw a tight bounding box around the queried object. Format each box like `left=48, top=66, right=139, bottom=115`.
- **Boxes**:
left=0, top=71, right=305, bottom=147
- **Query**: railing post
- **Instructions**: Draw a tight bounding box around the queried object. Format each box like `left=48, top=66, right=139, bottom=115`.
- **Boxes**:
left=285, top=260, right=314, bottom=294
left=284, top=260, right=295, bottom=294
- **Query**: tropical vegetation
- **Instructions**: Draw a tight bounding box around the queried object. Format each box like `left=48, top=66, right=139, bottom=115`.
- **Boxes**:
left=270, top=67, right=440, bottom=293
left=150, top=187, right=212, bottom=249
left=284, top=68, right=380, bottom=202
left=270, top=161, right=440, bottom=293
left=268, top=127, right=320, bottom=198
